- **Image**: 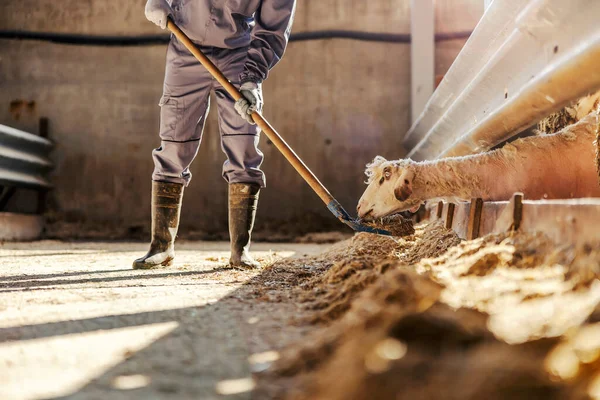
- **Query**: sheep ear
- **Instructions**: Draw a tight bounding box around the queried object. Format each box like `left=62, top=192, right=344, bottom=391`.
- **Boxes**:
left=394, top=179, right=412, bottom=201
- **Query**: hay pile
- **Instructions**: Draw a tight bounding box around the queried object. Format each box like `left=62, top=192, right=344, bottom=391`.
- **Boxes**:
left=537, top=107, right=579, bottom=135
left=296, top=221, right=460, bottom=324
left=420, top=232, right=600, bottom=344
left=264, top=226, right=600, bottom=400
left=537, top=90, right=600, bottom=135
left=250, top=220, right=457, bottom=306
left=362, top=214, right=415, bottom=237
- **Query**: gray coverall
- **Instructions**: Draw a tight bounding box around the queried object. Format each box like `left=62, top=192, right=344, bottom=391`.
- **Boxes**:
left=152, top=0, right=296, bottom=188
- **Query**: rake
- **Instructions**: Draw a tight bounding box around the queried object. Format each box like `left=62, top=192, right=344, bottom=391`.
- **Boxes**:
left=166, top=18, right=391, bottom=235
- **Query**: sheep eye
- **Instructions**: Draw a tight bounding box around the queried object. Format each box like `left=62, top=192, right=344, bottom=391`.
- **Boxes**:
left=404, top=179, right=409, bottom=185
left=379, top=177, right=385, bottom=185
left=383, top=170, right=392, bottom=180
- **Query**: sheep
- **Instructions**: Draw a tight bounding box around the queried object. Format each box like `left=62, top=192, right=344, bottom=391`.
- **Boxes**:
left=357, top=109, right=600, bottom=221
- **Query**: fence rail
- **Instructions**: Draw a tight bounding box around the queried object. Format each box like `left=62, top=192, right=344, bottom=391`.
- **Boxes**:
left=404, top=0, right=600, bottom=160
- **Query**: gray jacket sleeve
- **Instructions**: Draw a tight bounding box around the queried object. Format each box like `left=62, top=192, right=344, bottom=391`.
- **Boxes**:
left=240, top=0, right=297, bottom=84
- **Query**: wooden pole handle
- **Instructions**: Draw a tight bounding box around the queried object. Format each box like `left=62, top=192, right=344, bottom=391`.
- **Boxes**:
left=166, top=19, right=335, bottom=206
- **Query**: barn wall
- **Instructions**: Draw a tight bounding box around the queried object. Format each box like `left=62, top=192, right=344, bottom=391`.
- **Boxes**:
left=0, top=0, right=483, bottom=238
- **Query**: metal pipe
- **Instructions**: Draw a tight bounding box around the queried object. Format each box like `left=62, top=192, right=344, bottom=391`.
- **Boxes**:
left=0, top=124, right=53, bottom=189
left=403, top=0, right=527, bottom=153
left=0, top=29, right=472, bottom=47
left=405, top=0, right=600, bottom=160
left=442, top=38, right=600, bottom=157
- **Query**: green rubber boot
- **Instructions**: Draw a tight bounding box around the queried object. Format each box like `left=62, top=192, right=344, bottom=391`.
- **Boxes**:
left=229, top=183, right=261, bottom=270
left=133, top=181, right=184, bottom=269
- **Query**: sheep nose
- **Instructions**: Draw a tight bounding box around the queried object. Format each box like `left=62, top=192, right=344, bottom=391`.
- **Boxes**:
left=357, top=203, right=366, bottom=215
left=357, top=204, right=373, bottom=219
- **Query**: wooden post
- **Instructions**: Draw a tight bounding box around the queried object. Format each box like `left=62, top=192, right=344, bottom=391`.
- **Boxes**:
left=436, top=201, right=444, bottom=219
left=467, top=198, right=483, bottom=240
left=445, top=203, right=456, bottom=229
left=511, top=193, right=524, bottom=231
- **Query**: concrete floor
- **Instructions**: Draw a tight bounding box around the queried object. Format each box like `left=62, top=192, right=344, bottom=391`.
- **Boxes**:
left=0, top=240, right=331, bottom=400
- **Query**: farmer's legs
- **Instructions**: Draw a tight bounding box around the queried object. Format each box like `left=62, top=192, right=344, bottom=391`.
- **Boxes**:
left=214, top=47, right=265, bottom=188
left=152, top=38, right=214, bottom=185
left=214, top=47, right=265, bottom=269
left=134, top=38, right=213, bottom=269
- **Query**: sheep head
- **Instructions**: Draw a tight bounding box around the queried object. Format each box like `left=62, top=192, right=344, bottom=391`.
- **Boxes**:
left=357, top=156, right=421, bottom=220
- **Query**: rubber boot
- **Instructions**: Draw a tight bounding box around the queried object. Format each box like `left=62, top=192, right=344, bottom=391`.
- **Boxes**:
left=229, top=183, right=261, bottom=270
left=133, top=181, right=184, bottom=269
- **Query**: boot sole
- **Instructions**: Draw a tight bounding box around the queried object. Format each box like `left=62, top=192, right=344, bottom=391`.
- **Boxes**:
left=132, top=257, right=173, bottom=270
left=229, top=261, right=261, bottom=271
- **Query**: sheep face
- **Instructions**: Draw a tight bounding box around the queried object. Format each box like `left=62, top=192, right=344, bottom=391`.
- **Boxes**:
left=357, top=156, right=420, bottom=220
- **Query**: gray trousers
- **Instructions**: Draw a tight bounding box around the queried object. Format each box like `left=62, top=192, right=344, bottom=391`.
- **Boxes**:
left=152, top=37, right=265, bottom=187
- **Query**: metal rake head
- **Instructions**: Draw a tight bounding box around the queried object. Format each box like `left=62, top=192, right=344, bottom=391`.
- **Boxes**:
left=327, top=200, right=392, bottom=236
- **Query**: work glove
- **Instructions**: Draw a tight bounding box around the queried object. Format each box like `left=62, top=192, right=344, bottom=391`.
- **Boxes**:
left=234, top=82, right=263, bottom=125
left=145, top=0, right=173, bottom=29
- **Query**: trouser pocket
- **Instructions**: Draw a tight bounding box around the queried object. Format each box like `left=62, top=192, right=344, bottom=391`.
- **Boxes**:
left=159, top=94, right=183, bottom=141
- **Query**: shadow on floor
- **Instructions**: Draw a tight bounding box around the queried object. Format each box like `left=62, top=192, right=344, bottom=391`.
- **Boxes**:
left=2, top=255, right=298, bottom=400
left=0, top=267, right=233, bottom=293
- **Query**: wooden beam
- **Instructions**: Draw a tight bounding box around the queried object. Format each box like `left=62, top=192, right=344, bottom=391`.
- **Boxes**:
left=425, top=198, right=600, bottom=246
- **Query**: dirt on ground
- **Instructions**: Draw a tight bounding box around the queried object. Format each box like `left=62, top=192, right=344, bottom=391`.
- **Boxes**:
left=3, top=220, right=600, bottom=400
left=256, top=223, right=600, bottom=400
